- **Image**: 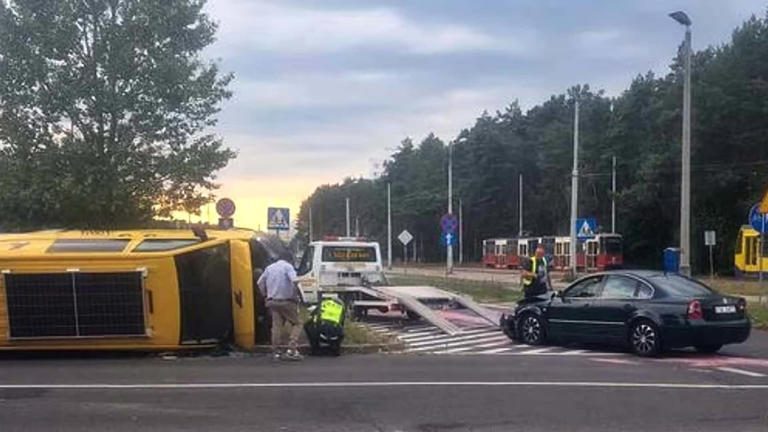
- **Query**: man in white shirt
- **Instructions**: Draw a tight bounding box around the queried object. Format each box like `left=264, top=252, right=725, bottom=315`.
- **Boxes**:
left=257, top=253, right=303, bottom=360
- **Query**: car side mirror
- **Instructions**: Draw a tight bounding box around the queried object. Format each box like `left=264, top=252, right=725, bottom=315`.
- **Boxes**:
left=556, top=290, right=565, bottom=298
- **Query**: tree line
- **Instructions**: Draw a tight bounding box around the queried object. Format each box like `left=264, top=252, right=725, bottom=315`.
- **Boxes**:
left=0, top=0, right=233, bottom=230
left=296, top=11, right=768, bottom=274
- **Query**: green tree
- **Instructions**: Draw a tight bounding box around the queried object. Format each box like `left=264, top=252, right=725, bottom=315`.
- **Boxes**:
left=0, top=0, right=234, bottom=230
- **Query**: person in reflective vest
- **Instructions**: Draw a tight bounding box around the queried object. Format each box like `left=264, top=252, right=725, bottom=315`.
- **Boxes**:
left=304, top=296, right=345, bottom=356
left=521, top=244, right=551, bottom=298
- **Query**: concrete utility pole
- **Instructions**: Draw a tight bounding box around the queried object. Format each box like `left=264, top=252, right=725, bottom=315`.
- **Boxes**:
left=518, top=173, right=524, bottom=236
left=387, top=182, right=392, bottom=270
left=569, top=99, right=580, bottom=276
left=345, top=198, right=350, bottom=237
left=447, top=142, right=454, bottom=275
left=670, top=10, right=692, bottom=276
left=308, top=206, right=313, bottom=242
left=459, top=199, right=463, bottom=265
left=611, top=156, right=617, bottom=233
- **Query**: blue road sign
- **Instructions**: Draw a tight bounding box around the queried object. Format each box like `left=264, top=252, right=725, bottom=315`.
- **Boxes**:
left=749, top=204, right=768, bottom=234
left=440, top=213, right=458, bottom=233
left=576, top=218, right=597, bottom=239
left=441, top=231, right=456, bottom=247
left=267, top=207, right=290, bottom=230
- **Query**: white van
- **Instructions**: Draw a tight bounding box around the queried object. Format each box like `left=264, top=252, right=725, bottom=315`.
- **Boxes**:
left=296, top=238, right=385, bottom=303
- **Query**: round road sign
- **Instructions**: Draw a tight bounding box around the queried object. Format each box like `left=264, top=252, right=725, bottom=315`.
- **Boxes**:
left=440, top=213, right=458, bottom=233
left=216, top=198, right=236, bottom=218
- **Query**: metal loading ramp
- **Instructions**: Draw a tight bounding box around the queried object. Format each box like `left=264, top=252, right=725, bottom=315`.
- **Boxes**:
left=355, top=285, right=500, bottom=336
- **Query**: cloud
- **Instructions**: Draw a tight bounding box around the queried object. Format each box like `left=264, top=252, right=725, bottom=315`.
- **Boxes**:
left=206, top=0, right=534, bottom=55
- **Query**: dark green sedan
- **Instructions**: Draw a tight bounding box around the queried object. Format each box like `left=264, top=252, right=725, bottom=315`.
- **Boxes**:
left=500, top=271, right=751, bottom=356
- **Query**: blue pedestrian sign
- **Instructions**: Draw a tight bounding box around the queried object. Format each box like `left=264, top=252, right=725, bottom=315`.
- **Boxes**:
left=441, top=231, right=456, bottom=247
left=267, top=207, right=290, bottom=230
left=749, top=204, right=768, bottom=234
left=576, top=218, right=597, bottom=239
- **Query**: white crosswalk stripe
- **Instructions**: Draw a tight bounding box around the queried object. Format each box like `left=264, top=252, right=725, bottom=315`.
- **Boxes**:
left=360, top=321, right=623, bottom=357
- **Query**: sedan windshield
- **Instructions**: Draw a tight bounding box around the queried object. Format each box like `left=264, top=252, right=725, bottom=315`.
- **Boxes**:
left=649, top=274, right=714, bottom=297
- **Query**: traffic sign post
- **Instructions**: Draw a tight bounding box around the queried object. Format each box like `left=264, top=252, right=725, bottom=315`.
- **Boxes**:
left=268, top=207, right=290, bottom=238
left=398, top=230, right=413, bottom=274
left=216, top=198, right=236, bottom=230
left=576, top=218, right=597, bottom=240
left=704, top=230, right=716, bottom=280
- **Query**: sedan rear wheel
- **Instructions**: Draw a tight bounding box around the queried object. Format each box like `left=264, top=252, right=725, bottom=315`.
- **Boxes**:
left=629, top=320, right=661, bottom=357
left=518, top=314, right=546, bottom=346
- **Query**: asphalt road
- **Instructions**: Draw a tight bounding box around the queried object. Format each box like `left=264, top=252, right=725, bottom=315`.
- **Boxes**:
left=1, top=334, right=767, bottom=432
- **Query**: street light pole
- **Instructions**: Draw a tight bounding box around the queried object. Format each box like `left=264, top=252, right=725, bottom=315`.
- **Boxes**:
left=611, top=156, right=617, bottom=233
left=308, top=206, right=313, bottom=242
left=569, top=100, right=580, bottom=276
left=519, top=173, right=524, bottom=237
left=459, top=199, right=463, bottom=265
left=447, top=141, right=454, bottom=275
left=387, top=182, right=392, bottom=270
left=670, top=10, right=692, bottom=276
left=345, top=197, right=350, bottom=237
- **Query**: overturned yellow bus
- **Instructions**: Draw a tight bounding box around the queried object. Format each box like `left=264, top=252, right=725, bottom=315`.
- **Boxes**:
left=0, top=229, right=280, bottom=351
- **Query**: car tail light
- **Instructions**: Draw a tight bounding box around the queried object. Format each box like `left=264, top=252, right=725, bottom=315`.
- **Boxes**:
left=687, top=300, right=703, bottom=320
left=737, top=299, right=747, bottom=313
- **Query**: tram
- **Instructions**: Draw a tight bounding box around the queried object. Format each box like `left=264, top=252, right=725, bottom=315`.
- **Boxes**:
left=483, top=233, right=623, bottom=272
left=734, top=225, right=768, bottom=277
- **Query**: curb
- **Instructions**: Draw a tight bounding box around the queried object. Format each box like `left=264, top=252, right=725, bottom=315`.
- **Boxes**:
left=248, top=343, right=404, bottom=355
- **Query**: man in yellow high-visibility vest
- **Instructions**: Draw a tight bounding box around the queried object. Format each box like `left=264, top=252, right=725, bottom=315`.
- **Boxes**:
left=521, top=244, right=551, bottom=298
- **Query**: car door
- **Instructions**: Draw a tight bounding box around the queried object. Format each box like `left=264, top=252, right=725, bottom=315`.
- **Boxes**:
left=546, top=275, right=604, bottom=340
left=588, top=275, right=642, bottom=341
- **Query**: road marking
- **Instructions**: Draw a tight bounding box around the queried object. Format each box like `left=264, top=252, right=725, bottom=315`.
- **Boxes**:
left=409, top=335, right=510, bottom=352
left=398, top=331, right=444, bottom=340
left=433, top=346, right=475, bottom=354
left=716, top=367, right=767, bottom=378
left=591, top=357, right=640, bottom=365
left=518, top=348, right=551, bottom=354
left=406, top=330, right=501, bottom=346
left=473, top=340, right=512, bottom=349
left=479, top=347, right=513, bottom=354
left=0, top=382, right=765, bottom=390
left=558, top=350, right=588, bottom=356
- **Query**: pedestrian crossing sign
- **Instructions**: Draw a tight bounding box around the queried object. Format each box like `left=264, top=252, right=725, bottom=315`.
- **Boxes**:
left=267, top=207, right=290, bottom=230
left=576, top=218, right=597, bottom=239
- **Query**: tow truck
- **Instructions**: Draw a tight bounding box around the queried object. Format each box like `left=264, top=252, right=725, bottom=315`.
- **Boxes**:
left=296, top=237, right=498, bottom=335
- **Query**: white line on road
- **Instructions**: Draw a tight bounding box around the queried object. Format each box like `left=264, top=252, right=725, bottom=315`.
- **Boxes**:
left=0, top=382, right=765, bottom=390
left=433, top=346, right=475, bottom=354
left=473, top=340, right=512, bottom=349
left=408, top=335, right=510, bottom=352
left=407, top=330, right=501, bottom=346
left=397, top=330, right=451, bottom=340
left=716, top=367, right=767, bottom=378
left=518, top=348, right=552, bottom=354
left=478, top=347, right=513, bottom=354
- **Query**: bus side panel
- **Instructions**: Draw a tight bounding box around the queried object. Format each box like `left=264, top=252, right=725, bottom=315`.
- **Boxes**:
left=230, top=240, right=255, bottom=350
left=145, top=257, right=182, bottom=347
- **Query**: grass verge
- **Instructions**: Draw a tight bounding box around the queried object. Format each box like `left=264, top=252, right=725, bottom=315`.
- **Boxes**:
left=388, top=274, right=522, bottom=304
left=705, top=278, right=767, bottom=297
left=747, top=303, right=768, bottom=330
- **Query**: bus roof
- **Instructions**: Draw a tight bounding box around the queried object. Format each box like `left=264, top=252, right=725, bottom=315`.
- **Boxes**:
left=0, top=228, right=258, bottom=258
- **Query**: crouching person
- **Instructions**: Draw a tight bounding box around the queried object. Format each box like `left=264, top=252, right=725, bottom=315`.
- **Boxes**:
left=305, top=296, right=345, bottom=356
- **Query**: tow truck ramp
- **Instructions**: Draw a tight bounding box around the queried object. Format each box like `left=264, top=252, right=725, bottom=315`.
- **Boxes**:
left=336, top=284, right=500, bottom=336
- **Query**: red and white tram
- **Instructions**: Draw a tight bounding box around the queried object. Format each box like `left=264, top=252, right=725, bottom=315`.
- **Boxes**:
left=483, top=234, right=623, bottom=272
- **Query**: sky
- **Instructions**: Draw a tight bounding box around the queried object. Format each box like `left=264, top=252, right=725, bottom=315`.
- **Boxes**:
left=187, top=0, right=767, bottom=231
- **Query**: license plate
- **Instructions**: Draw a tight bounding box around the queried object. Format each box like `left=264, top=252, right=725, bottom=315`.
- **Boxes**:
left=715, top=305, right=736, bottom=314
